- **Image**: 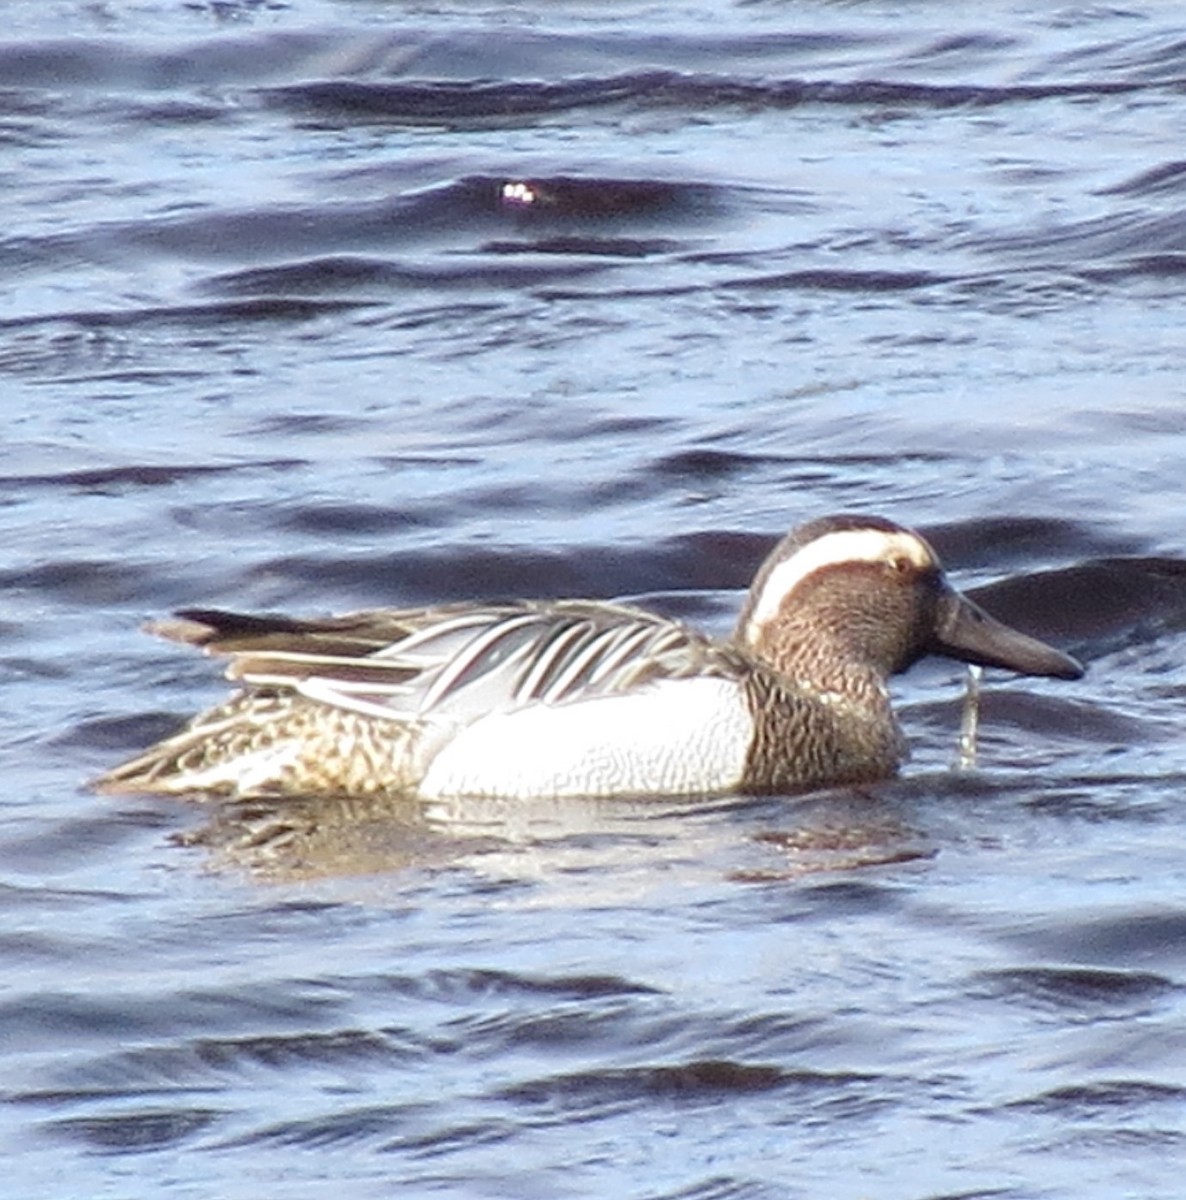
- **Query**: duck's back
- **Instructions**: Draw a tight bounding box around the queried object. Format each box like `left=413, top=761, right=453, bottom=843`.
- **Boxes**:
left=95, top=601, right=774, bottom=800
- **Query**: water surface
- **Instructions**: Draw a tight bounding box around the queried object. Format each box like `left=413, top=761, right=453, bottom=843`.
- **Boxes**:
left=3, top=1, right=1186, bottom=1196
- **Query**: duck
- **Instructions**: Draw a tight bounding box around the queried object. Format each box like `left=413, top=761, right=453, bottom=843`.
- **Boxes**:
left=93, top=514, right=1083, bottom=802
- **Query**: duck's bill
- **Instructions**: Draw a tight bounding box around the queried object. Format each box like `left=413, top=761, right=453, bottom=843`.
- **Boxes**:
left=933, top=590, right=1083, bottom=680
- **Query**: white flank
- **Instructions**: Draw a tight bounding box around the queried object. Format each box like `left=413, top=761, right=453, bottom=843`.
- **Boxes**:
left=417, top=676, right=752, bottom=800
left=746, top=527, right=933, bottom=632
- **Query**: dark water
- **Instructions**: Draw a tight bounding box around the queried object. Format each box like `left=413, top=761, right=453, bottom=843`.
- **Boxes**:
left=4, top=0, right=1186, bottom=1195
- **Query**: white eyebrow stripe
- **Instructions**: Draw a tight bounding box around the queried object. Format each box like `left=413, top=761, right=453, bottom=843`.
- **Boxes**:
left=746, top=528, right=933, bottom=630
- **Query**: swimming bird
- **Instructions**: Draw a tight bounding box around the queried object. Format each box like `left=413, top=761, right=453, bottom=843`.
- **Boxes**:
left=94, top=514, right=1082, bottom=801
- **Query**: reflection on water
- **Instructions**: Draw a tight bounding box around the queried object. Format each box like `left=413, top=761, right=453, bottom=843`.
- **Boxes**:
left=179, top=785, right=932, bottom=883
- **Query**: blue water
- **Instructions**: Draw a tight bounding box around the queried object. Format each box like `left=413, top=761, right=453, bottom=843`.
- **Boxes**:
left=3, top=1, right=1186, bottom=1196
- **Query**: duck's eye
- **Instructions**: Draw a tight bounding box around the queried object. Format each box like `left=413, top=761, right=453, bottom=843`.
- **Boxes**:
left=887, top=555, right=914, bottom=576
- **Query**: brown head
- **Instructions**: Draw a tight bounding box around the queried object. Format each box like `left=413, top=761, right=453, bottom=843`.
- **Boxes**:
left=736, top=514, right=1083, bottom=693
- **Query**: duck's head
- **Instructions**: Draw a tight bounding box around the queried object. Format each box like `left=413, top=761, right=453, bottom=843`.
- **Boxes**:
left=736, top=514, right=1083, bottom=685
